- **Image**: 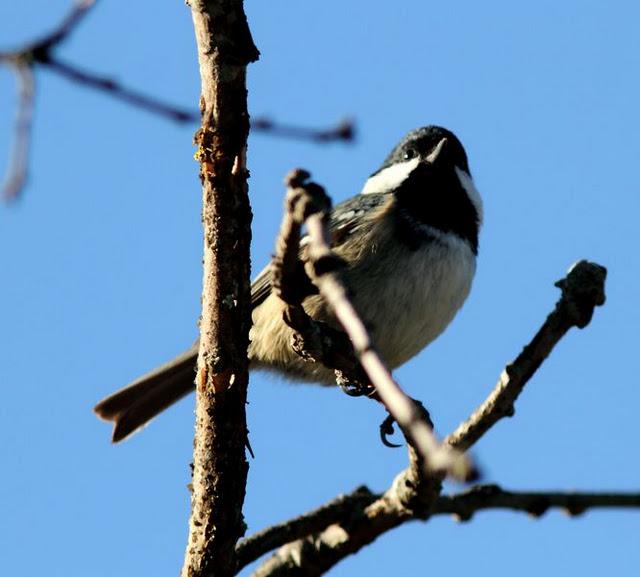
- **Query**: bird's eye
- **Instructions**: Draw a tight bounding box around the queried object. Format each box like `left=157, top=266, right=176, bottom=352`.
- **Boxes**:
left=403, top=148, right=417, bottom=161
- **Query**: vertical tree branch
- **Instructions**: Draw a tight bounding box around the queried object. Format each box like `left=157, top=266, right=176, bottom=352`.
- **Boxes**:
left=182, top=2, right=259, bottom=577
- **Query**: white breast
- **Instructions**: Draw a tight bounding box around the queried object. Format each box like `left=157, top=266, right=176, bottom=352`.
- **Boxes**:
left=343, top=227, right=476, bottom=369
left=249, top=210, right=477, bottom=385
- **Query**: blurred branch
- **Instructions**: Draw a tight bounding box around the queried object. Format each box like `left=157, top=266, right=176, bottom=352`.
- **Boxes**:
left=0, top=0, right=96, bottom=200
left=2, top=64, right=34, bottom=200
left=252, top=117, right=355, bottom=143
left=39, top=57, right=196, bottom=122
left=249, top=260, right=609, bottom=577
left=434, top=485, right=640, bottom=520
left=0, top=0, right=354, bottom=200
left=27, top=0, right=96, bottom=51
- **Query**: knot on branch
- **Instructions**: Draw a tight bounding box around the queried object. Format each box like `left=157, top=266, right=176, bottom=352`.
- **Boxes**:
left=562, top=496, right=588, bottom=517
left=555, top=260, right=607, bottom=329
left=389, top=467, right=442, bottom=520
left=284, top=168, right=332, bottom=224
left=451, top=484, right=503, bottom=522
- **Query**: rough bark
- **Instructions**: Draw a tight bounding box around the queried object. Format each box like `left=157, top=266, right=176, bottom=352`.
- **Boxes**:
left=182, top=2, right=259, bottom=577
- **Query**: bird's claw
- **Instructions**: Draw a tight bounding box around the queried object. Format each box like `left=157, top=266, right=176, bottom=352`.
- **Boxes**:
left=379, top=398, right=434, bottom=448
left=379, top=414, right=403, bottom=447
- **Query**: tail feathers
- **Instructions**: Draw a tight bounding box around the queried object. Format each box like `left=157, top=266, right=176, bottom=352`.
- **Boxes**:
left=94, top=348, right=197, bottom=443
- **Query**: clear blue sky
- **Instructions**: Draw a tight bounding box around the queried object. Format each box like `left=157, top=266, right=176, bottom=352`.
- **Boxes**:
left=1, top=1, right=639, bottom=575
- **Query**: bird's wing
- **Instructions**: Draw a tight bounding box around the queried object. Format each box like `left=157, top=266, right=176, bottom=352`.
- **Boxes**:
left=250, top=193, right=389, bottom=308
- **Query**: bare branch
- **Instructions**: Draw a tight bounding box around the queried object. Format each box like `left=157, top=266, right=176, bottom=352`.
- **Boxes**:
left=250, top=480, right=640, bottom=577
left=446, top=260, right=607, bottom=452
left=2, top=64, right=34, bottom=200
left=0, top=0, right=98, bottom=199
left=41, top=57, right=197, bottom=123
left=30, top=0, right=96, bottom=52
left=0, top=0, right=96, bottom=200
left=236, top=487, right=377, bottom=572
left=434, top=484, right=640, bottom=520
left=0, top=1, right=352, bottom=200
left=247, top=483, right=640, bottom=575
left=0, top=1, right=96, bottom=63
left=252, top=117, right=355, bottom=143
left=181, top=2, right=258, bottom=577
left=251, top=486, right=413, bottom=577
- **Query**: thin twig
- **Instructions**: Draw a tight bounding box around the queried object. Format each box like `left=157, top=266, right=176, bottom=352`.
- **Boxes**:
left=446, top=260, right=607, bottom=452
left=244, top=483, right=640, bottom=575
left=0, top=0, right=97, bottom=199
left=0, top=1, right=353, bottom=200
left=41, top=57, right=197, bottom=122
left=433, top=484, right=640, bottom=520
left=235, top=487, right=376, bottom=572
left=252, top=117, right=354, bottom=143
left=0, top=1, right=96, bottom=63
left=30, top=0, right=97, bottom=52
left=2, top=64, right=34, bottom=200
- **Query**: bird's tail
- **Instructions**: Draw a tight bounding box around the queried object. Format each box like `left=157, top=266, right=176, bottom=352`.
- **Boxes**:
left=93, top=348, right=197, bottom=443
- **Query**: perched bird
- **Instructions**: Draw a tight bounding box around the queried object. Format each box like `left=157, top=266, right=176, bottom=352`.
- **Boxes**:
left=94, top=125, right=483, bottom=442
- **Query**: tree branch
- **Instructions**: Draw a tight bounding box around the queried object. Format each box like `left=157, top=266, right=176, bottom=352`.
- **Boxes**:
left=252, top=117, right=355, bottom=143
left=2, top=64, right=34, bottom=200
left=433, top=485, right=640, bottom=520
left=241, top=483, right=640, bottom=574
left=0, top=0, right=95, bottom=200
left=0, top=1, right=353, bottom=200
left=40, top=56, right=197, bottom=122
left=250, top=260, right=609, bottom=576
left=445, top=260, right=607, bottom=452
left=181, top=2, right=258, bottom=577
left=235, top=487, right=377, bottom=572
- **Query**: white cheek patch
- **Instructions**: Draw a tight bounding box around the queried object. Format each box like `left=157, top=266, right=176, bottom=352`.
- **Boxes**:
left=455, top=167, right=483, bottom=226
left=360, top=158, right=420, bottom=195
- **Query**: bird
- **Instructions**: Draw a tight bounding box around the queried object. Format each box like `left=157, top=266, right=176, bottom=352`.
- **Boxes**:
left=94, top=125, right=483, bottom=443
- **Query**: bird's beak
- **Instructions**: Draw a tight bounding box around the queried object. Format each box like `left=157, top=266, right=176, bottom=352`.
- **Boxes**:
left=425, top=137, right=448, bottom=164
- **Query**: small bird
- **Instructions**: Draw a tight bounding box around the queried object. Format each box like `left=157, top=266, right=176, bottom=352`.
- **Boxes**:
left=94, top=125, right=483, bottom=442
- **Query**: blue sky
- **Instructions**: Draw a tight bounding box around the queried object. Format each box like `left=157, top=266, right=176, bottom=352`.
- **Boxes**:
left=1, top=1, right=639, bottom=575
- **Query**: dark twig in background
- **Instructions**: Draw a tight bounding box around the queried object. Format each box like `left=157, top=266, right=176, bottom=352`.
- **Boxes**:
left=433, top=485, right=640, bottom=521
left=250, top=260, right=610, bottom=576
left=252, top=117, right=355, bottom=143
left=0, top=0, right=96, bottom=200
left=273, top=169, right=475, bottom=482
left=39, top=57, right=197, bottom=123
left=0, top=0, right=354, bottom=200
